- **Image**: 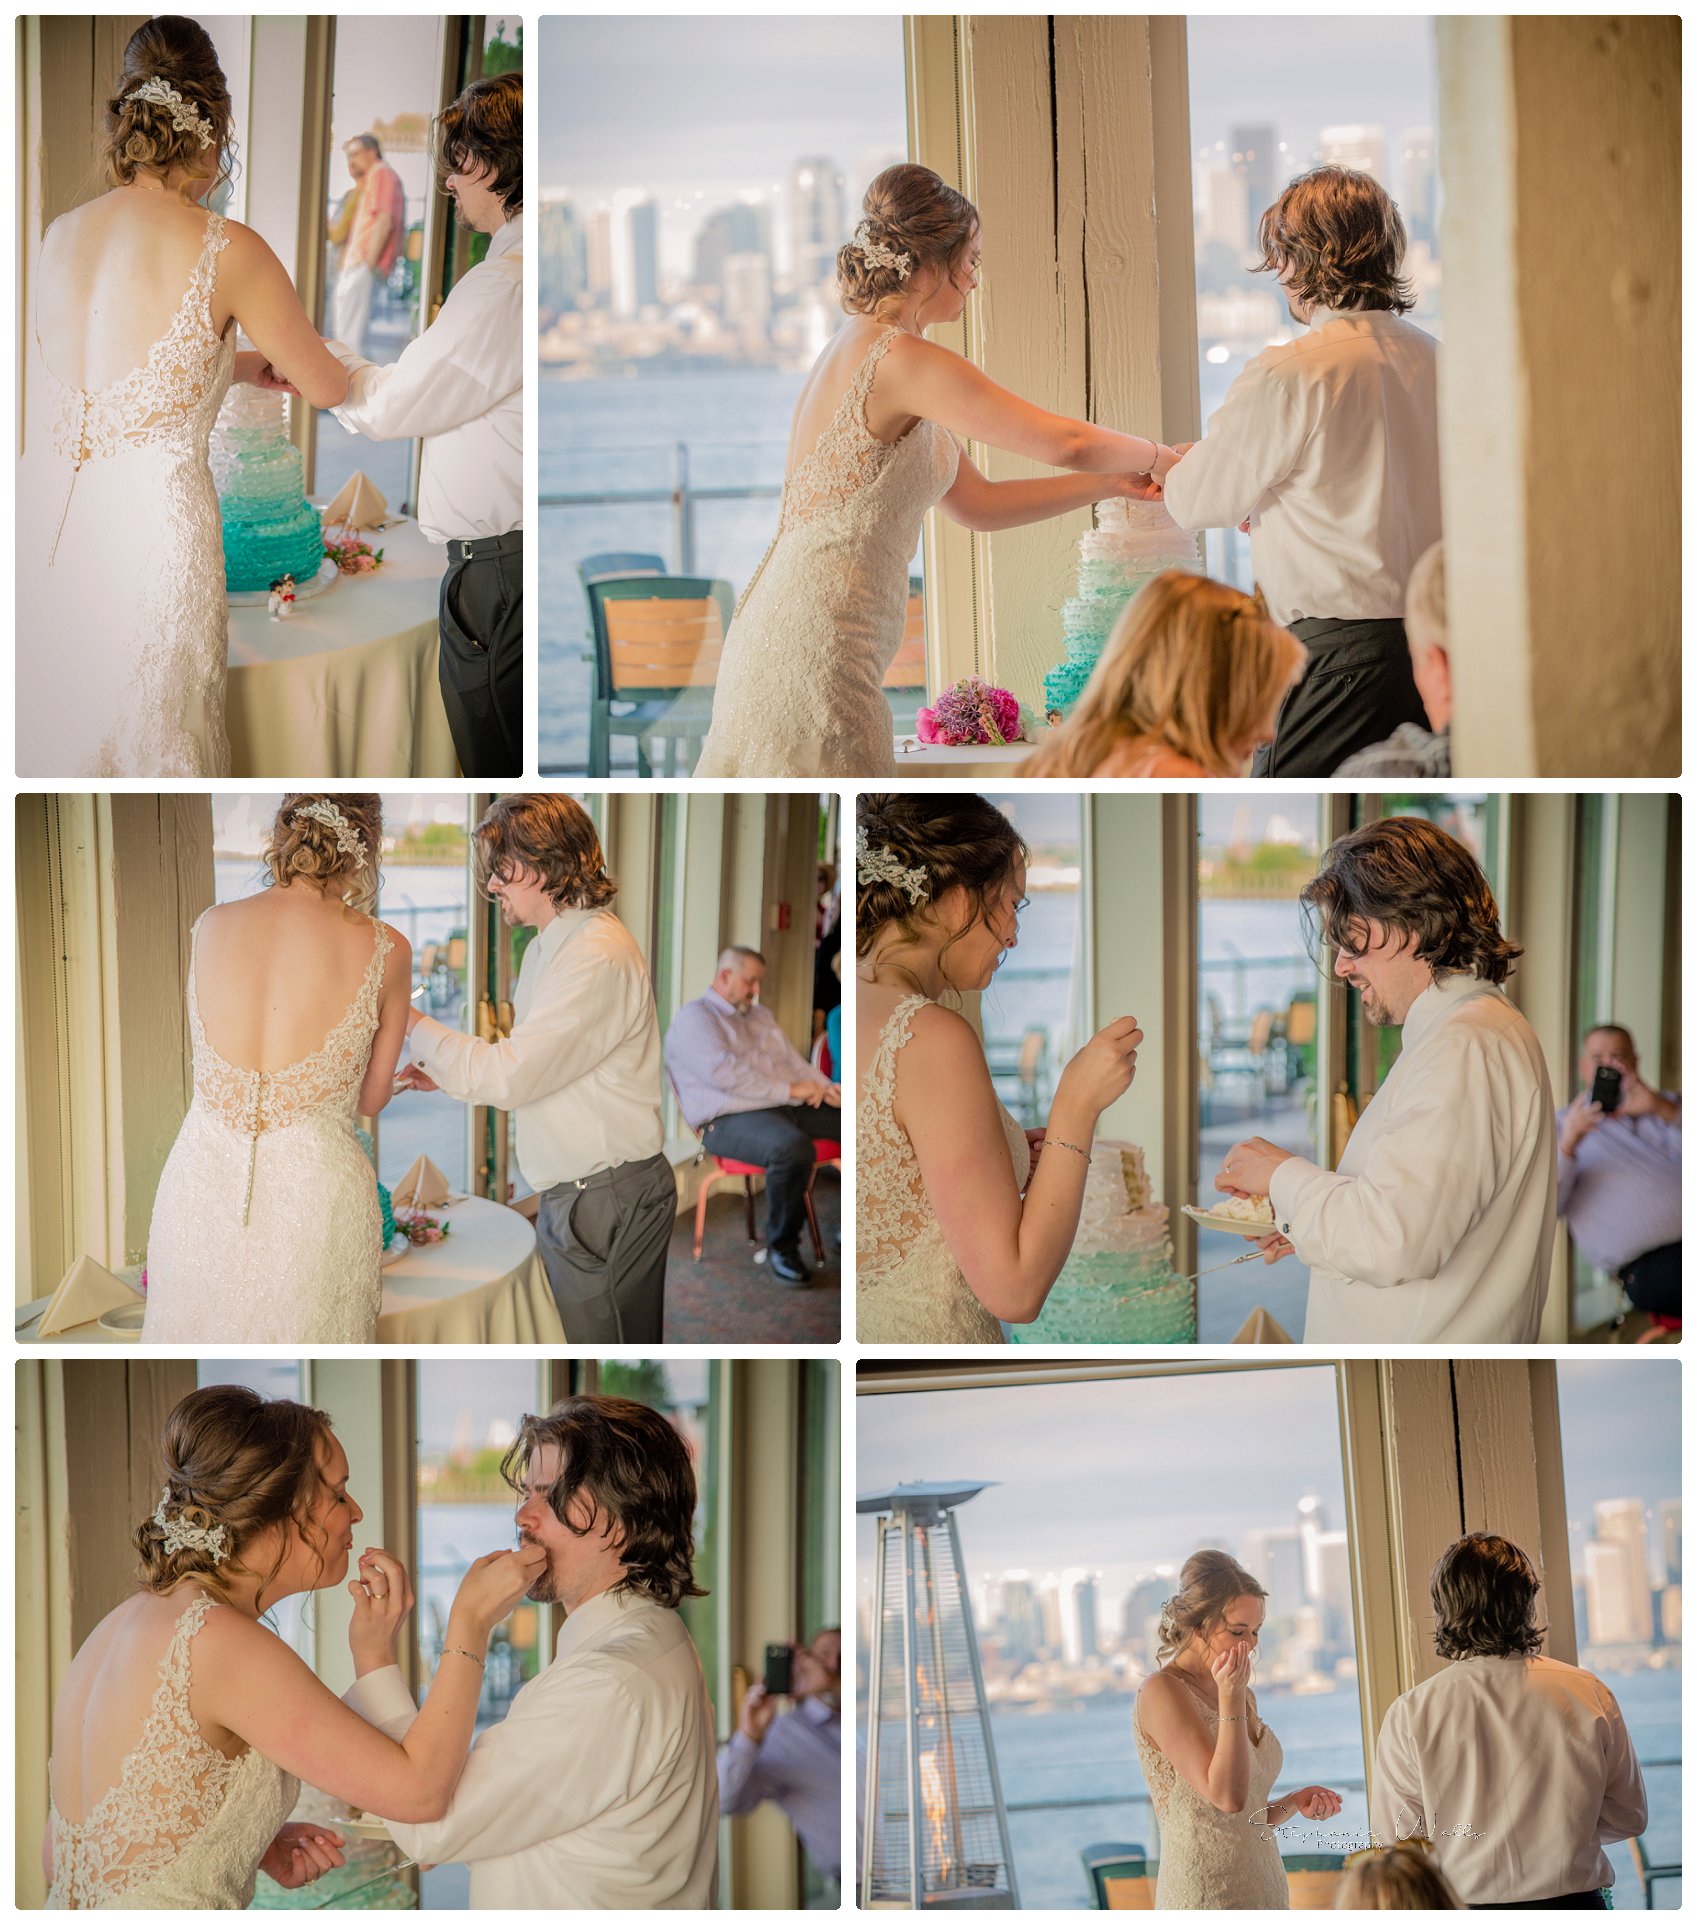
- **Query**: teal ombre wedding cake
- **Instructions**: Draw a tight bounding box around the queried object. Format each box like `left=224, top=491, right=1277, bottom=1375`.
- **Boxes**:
left=210, top=388, right=328, bottom=594
left=1011, top=1139, right=1196, bottom=1343
left=1042, top=499, right=1203, bottom=722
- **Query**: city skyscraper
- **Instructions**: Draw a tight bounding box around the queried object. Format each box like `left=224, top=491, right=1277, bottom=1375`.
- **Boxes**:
left=1060, top=1569, right=1101, bottom=1664
left=1231, top=122, right=1279, bottom=226
left=610, top=190, right=659, bottom=316
left=1001, top=1573, right=1041, bottom=1663
left=1592, top=1499, right=1654, bottom=1645
left=788, top=156, right=845, bottom=290
left=1398, top=127, right=1438, bottom=244
left=539, top=199, right=588, bottom=312
left=1319, top=123, right=1387, bottom=182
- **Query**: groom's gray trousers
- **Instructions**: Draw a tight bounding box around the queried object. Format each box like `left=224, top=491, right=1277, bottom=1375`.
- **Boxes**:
left=536, top=1150, right=676, bottom=1343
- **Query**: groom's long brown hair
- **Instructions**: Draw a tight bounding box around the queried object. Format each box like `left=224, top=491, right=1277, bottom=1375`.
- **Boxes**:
left=1257, top=165, right=1415, bottom=315
left=472, top=794, right=617, bottom=911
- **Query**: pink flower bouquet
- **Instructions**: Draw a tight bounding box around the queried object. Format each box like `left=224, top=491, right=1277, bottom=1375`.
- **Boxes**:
left=324, top=531, right=384, bottom=576
left=395, top=1209, right=451, bottom=1246
left=916, top=677, right=1028, bottom=747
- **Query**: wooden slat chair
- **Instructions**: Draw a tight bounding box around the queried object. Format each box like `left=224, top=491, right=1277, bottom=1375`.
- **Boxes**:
left=1627, top=1832, right=1681, bottom=1905
left=1283, top=1853, right=1347, bottom=1907
left=1080, top=1841, right=1155, bottom=1909
left=587, top=576, right=733, bottom=777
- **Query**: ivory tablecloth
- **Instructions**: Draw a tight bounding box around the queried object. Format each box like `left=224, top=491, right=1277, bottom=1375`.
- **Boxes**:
left=227, top=516, right=458, bottom=778
left=15, top=1198, right=560, bottom=1346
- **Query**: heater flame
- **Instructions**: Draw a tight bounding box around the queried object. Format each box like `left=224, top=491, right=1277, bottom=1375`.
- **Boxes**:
left=919, top=1748, right=953, bottom=1888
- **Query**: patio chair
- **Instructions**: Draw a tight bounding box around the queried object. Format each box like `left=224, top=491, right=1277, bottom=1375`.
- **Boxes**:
left=1080, top=1841, right=1154, bottom=1909
left=1627, top=1833, right=1681, bottom=1905
left=1282, top=1854, right=1347, bottom=1907
left=585, top=575, right=734, bottom=776
left=577, top=551, right=667, bottom=594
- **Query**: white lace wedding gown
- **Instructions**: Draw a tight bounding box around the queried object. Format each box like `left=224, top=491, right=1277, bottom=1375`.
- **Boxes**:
left=1133, top=1684, right=1290, bottom=1909
left=142, top=911, right=390, bottom=1343
left=48, top=1593, right=298, bottom=1909
left=858, top=992, right=1029, bottom=1342
left=695, top=326, right=959, bottom=777
left=19, top=208, right=235, bottom=776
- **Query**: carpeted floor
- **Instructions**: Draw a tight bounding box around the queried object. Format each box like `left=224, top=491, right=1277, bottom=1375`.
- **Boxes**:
left=661, top=1172, right=842, bottom=1344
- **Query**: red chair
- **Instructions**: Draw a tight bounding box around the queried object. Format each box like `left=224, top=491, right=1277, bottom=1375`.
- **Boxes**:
left=671, top=1073, right=834, bottom=1265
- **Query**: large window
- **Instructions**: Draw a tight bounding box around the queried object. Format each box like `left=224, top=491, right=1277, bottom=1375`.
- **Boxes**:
left=981, top=795, right=1086, bottom=1130
left=211, top=793, right=473, bottom=1194
left=1196, top=796, right=1325, bottom=1339
left=314, top=16, right=447, bottom=507
left=539, top=17, right=911, bottom=771
left=857, top=1366, right=1366, bottom=1908
left=1557, top=1360, right=1681, bottom=1909
left=1186, top=18, right=1440, bottom=590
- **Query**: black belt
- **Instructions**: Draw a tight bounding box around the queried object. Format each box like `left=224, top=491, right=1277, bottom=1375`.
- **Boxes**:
left=445, top=529, right=523, bottom=565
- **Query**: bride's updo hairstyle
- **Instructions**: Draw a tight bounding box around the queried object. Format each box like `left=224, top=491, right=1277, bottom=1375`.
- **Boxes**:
left=838, top=164, right=979, bottom=322
left=1155, top=1549, right=1267, bottom=1665
left=104, top=17, right=236, bottom=197
left=857, top=792, right=1025, bottom=988
left=135, top=1384, right=338, bottom=1605
left=264, top=794, right=383, bottom=911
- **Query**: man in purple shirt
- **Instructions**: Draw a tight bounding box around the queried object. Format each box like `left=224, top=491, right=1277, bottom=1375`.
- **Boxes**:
left=718, top=1628, right=842, bottom=1886
left=1558, top=1023, right=1681, bottom=1317
left=664, top=946, right=840, bottom=1284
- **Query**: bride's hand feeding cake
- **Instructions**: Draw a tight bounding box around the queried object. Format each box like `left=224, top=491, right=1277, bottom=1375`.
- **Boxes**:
left=1043, top=499, right=1203, bottom=722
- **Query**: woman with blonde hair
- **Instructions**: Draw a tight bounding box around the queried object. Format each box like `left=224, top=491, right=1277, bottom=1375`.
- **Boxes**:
left=697, top=162, right=1177, bottom=777
left=1335, top=1840, right=1466, bottom=1908
left=143, top=795, right=413, bottom=1344
left=1022, top=572, right=1307, bottom=777
left=1133, top=1549, right=1343, bottom=1907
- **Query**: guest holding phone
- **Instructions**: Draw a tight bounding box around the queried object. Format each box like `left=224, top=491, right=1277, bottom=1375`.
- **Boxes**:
left=1558, top=1024, right=1681, bottom=1318
left=717, top=1627, right=843, bottom=1886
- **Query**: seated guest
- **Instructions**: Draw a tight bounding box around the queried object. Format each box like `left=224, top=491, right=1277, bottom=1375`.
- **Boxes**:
left=1558, top=1023, right=1681, bottom=1317
left=1337, top=543, right=1452, bottom=778
left=1334, top=1841, right=1464, bottom=1909
left=717, top=1628, right=842, bottom=1889
left=1371, top=1535, right=1647, bottom=1909
left=1021, top=573, right=1305, bottom=777
left=665, top=946, right=841, bottom=1284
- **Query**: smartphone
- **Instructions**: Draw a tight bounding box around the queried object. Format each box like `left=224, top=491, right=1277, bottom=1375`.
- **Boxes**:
left=1591, top=1066, right=1622, bottom=1114
left=763, top=1643, right=793, bottom=1696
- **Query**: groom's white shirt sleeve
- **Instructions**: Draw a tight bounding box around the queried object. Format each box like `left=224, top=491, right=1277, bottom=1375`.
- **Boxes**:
left=409, top=914, right=633, bottom=1113
left=343, top=1662, right=641, bottom=1868
left=1162, top=361, right=1309, bottom=532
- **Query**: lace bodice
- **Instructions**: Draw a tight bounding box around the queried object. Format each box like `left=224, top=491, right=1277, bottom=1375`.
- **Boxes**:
left=19, top=206, right=236, bottom=775
left=43, top=212, right=233, bottom=470
left=1133, top=1681, right=1289, bottom=1908
left=695, top=326, right=959, bottom=778
left=187, top=910, right=391, bottom=1225
left=48, top=1593, right=298, bottom=1910
left=856, top=992, right=1029, bottom=1343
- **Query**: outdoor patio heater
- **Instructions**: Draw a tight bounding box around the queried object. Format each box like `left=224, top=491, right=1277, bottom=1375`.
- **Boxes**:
left=859, top=1481, right=1019, bottom=1910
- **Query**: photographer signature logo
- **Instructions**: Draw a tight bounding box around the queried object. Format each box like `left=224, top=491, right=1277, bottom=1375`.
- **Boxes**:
left=1247, top=1804, right=1485, bottom=1853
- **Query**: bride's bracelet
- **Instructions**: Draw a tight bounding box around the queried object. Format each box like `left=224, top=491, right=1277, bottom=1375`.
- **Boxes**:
left=1047, top=1137, right=1091, bottom=1161
left=1217, top=1710, right=1248, bottom=1723
left=440, top=1644, right=486, bottom=1669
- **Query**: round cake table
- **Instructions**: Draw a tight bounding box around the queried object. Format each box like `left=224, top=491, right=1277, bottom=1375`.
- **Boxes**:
left=892, top=736, right=1040, bottom=778
left=14, top=1198, right=560, bottom=1347
left=226, top=516, right=457, bottom=778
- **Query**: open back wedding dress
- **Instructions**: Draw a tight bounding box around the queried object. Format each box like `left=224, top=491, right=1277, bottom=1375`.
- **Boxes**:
left=694, top=326, right=959, bottom=778
left=19, top=207, right=235, bottom=776
left=1133, top=1684, right=1290, bottom=1909
left=142, top=908, right=390, bottom=1344
left=48, top=1593, right=297, bottom=1909
left=857, top=992, right=1029, bottom=1342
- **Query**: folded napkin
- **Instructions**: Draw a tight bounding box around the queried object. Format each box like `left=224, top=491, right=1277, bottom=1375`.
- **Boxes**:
left=1232, top=1306, right=1293, bottom=1345
left=39, top=1254, right=143, bottom=1335
left=393, top=1155, right=451, bottom=1210
left=321, top=471, right=389, bottom=531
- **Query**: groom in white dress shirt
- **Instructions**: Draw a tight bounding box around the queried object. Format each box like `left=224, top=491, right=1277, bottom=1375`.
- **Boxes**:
left=1218, top=817, right=1556, bottom=1343
left=1160, top=166, right=1441, bottom=777
left=396, top=795, right=676, bottom=1343
left=344, top=1395, right=718, bottom=1908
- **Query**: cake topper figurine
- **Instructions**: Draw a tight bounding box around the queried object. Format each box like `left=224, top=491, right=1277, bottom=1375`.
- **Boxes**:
left=267, top=574, right=297, bottom=622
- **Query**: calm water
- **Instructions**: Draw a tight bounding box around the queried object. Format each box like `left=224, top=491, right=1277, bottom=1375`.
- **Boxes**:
left=983, top=1671, right=1678, bottom=1909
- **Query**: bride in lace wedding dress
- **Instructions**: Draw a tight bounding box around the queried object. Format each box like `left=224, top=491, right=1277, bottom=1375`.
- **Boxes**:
left=142, top=796, right=412, bottom=1345
left=46, top=1384, right=544, bottom=1908
left=695, top=164, right=1175, bottom=778
left=855, top=794, right=1143, bottom=1342
left=17, top=18, right=350, bottom=777
left=1134, top=1552, right=1344, bottom=1909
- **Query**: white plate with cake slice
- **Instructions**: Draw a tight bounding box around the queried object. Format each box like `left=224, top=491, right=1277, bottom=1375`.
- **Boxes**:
left=1182, top=1198, right=1277, bottom=1239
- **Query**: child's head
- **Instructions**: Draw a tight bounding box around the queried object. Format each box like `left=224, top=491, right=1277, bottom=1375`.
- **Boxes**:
left=1335, top=1841, right=1464, bottom=1909
left=1023, top=571, right=1305, bottom=777
left=1257, top=165, right=1414, bottom=319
